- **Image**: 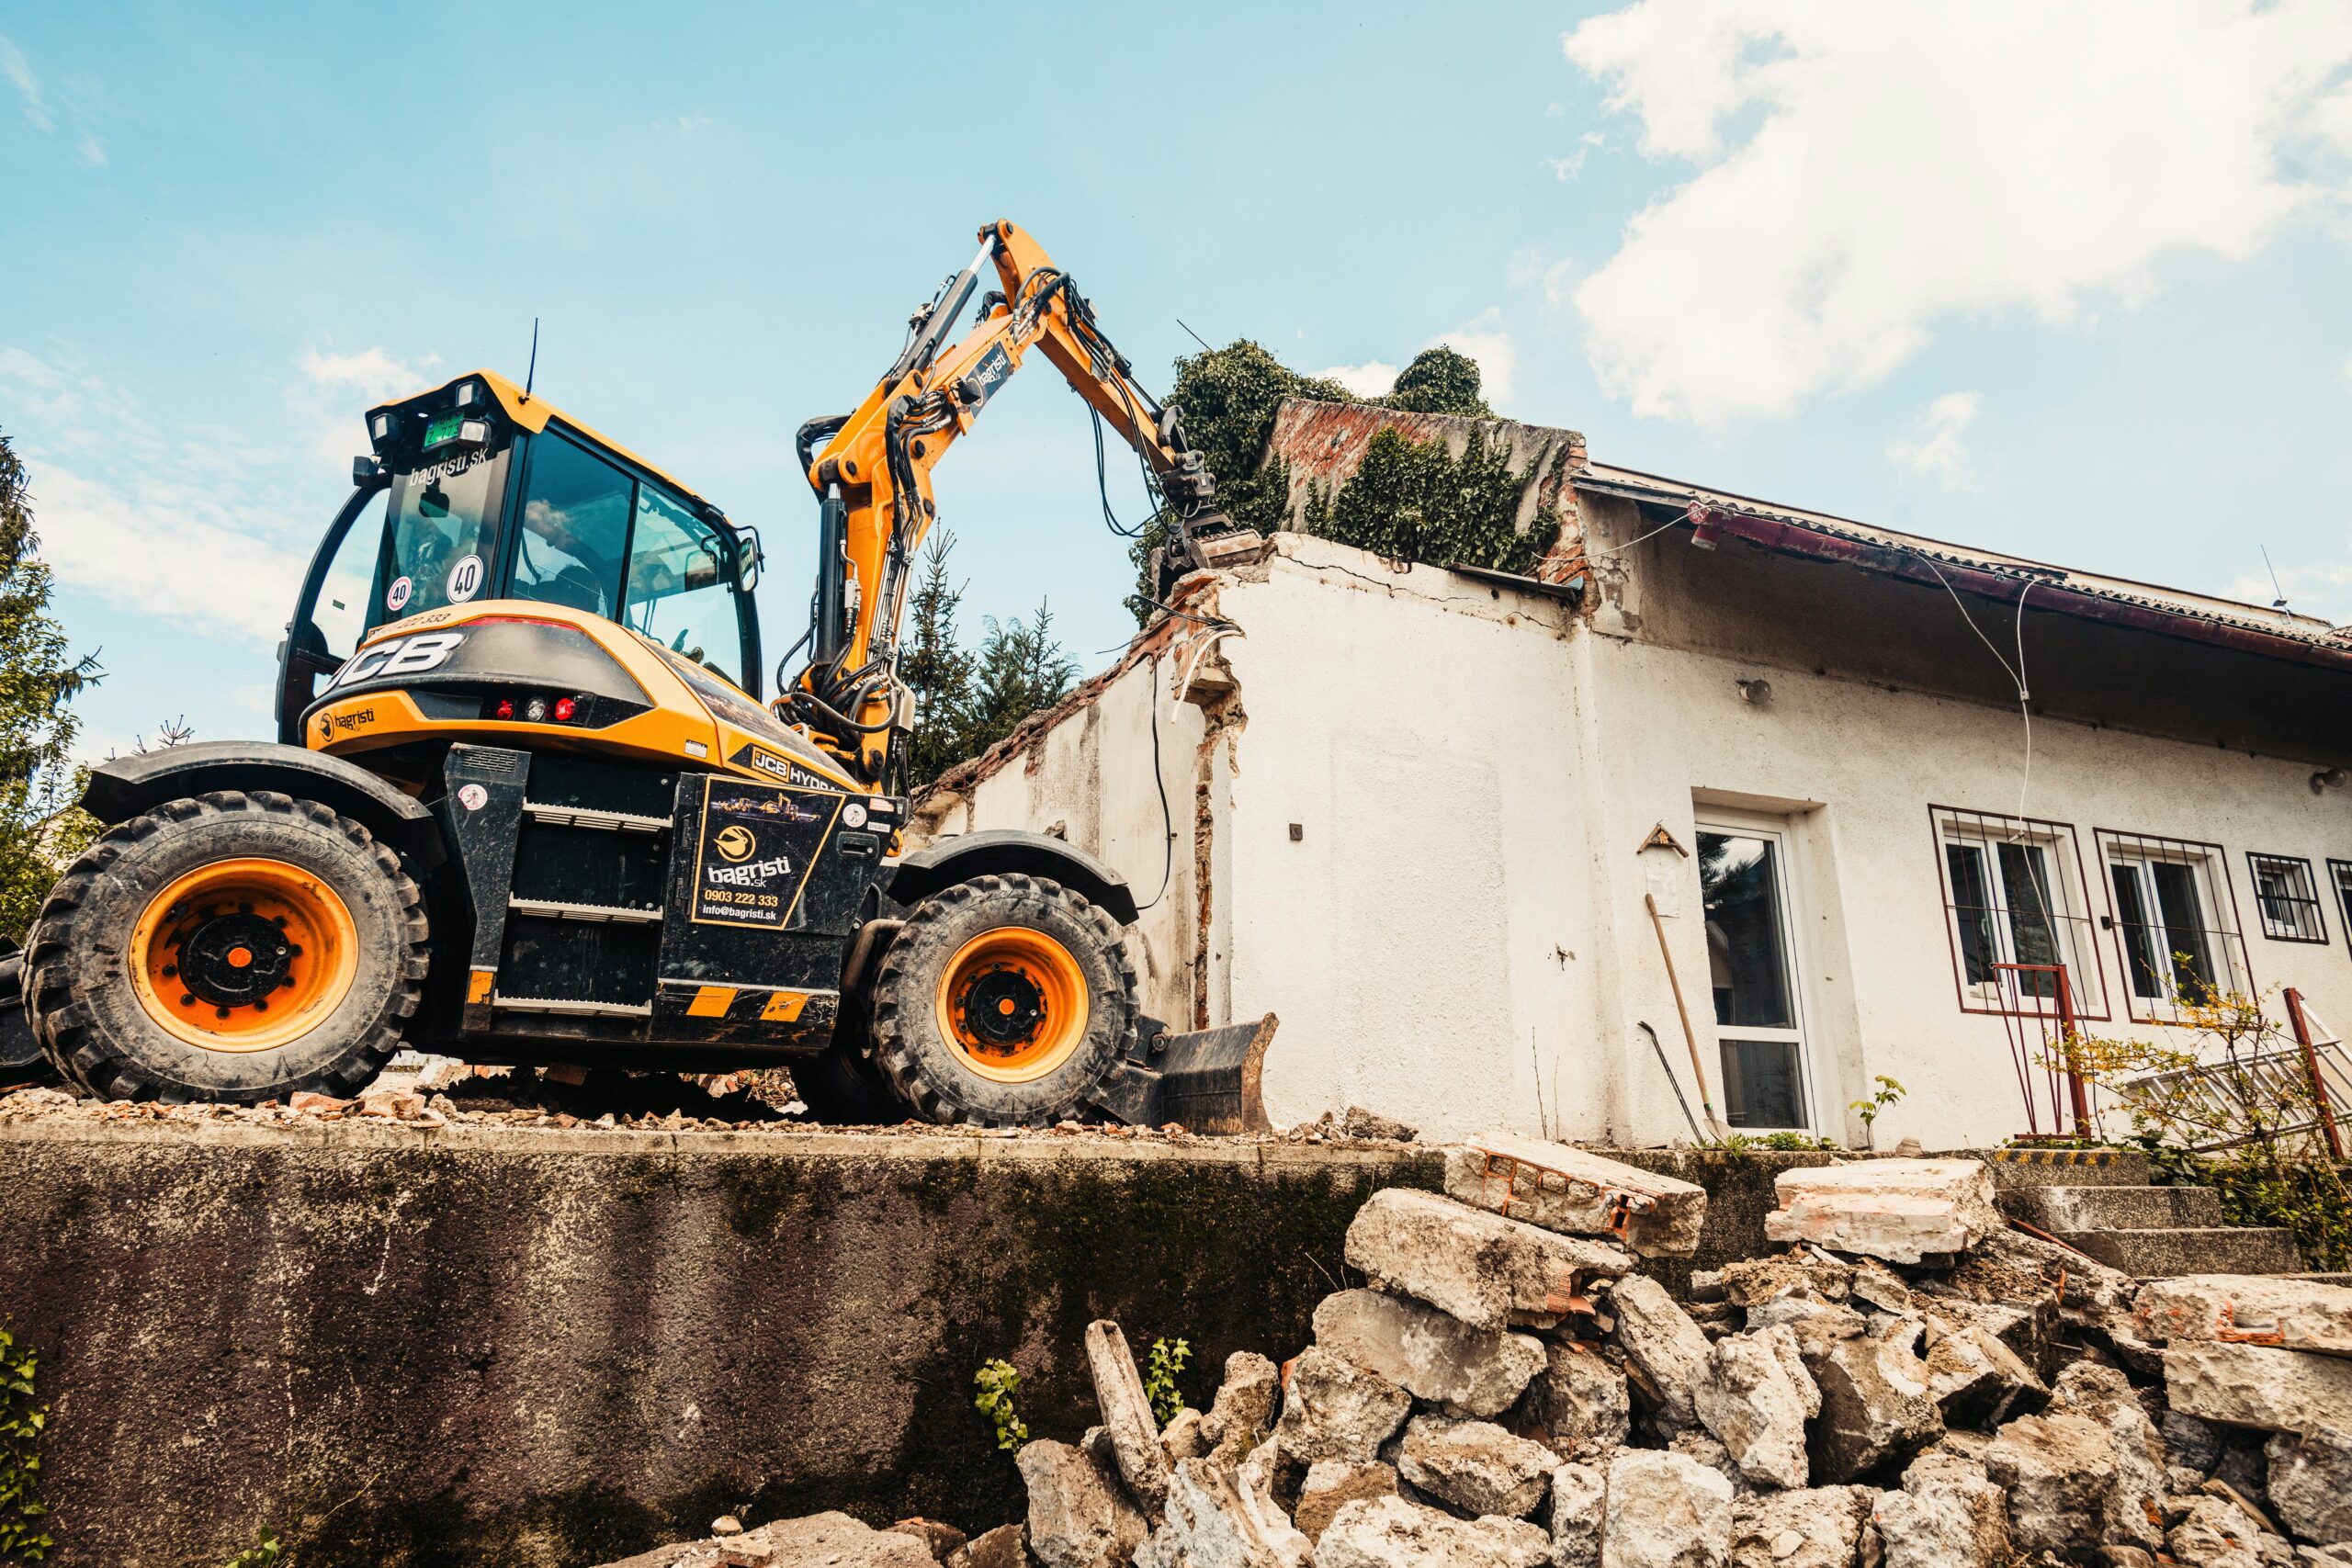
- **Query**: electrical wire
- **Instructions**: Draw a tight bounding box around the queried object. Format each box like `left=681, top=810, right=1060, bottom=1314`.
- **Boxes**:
left=1134, top=653, right=1176, bottom=913
left=1594, top=515, right=1690, bottom=557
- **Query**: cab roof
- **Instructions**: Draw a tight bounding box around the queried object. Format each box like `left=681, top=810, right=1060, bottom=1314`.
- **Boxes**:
left=368, top=368, right=728, bottom=521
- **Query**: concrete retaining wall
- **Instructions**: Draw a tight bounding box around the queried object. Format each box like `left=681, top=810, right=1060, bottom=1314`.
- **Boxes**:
left=0, top=1122, right=1844, bottom=1567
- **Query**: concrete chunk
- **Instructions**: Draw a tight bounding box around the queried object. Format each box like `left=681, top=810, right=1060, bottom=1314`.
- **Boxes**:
left=1313, top=1289, right=1544, bottom=1419
left=1203, top=1352, right=1282, bottom=1472
left=2164, top=1343, right=2352, bottom=1437
left=1765, top=1160, right=2003, bottom=1264
left=2044, top=1361, right=2165, bottom=1553
left=1922, top=1313, right=2045, bottom=1427
left=1344, top=1189, right=1631, bottom=1333
left=1609, top=1274, right=1713, bottom=1428
left=1087, top=1320, right=1174, bottom=1513
left=1547, top=1461, right=1607, bottom=1568
left=1294, top=1461, right=1398, bottom=1545
left=1799, top=1322, right=1941, bottom=1483
left=1312, top=1495, right=1550, bottom=1568
left=598, top=1512, right=936, bottom=1568
left=1020, top=1438, right=1151, bottom=1568
left=1530, top=1339, right=1631, bottom=1463
left=1274, top=1346, right=1412, bottom=1465
left=1726, top=1486, right=1877, bottom=1568
left=2135, top=1275, right=2352, bottom=1361
left=1138, top=1453, right=1313, bottom=1568
left=2266, top=1427, right=2352, bottom=1549
left=1395, top=1414, right=1557, bottom=1519
left=1600, top=1450, right=1734, bottom=1568
left=1984, top=1412, right=2117, bottom=1559
left=1872, top=1452, right=2010, bottom=1568
left=1692, top=1326, right=1818, bottom=1490
left=1442, top=1134, right=1708, bottom=1258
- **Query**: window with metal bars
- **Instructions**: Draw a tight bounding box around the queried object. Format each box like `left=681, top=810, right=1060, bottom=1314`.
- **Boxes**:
left=2330, top=861, right=2352, bottom=952
left=2096, top=829, right=2252, bottom=1022
left=2246, top=853, right=2327, bottom=944
left=1930, top=807, right=2107, bottom=1020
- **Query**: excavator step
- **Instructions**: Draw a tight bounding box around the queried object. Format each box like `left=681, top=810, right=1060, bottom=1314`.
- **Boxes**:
left=522, top=803, right=669, bottom=834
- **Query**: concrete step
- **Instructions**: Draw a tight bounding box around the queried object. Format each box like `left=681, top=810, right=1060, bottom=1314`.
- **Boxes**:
left=2056, top=1225, right=2304, bottom=1278
left=2001, top=1184, right=2224, bottom=1231
left=1972, top=1147, right=2153, bottom=1189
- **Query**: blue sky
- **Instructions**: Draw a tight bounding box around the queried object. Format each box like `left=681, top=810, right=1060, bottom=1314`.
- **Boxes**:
left=6, top=1, right=2352, bottom=759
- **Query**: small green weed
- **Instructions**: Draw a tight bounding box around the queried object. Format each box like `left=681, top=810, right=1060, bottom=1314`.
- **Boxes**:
left=973, top=1359, right=1028, bottom=1452
left=1143, top=1338, right=1191, bottom=1429
left=1849, top=1076, right=1906, bottom=1140
left=0, top=1325, right=51, bottom=1562
left=220, top=1528, right=285, bottom=1568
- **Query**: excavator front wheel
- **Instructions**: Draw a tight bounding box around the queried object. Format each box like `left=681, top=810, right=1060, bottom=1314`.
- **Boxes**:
left=869, top=874, right=1136, bottom=1126
left=26, top=792, right=428, bottom=1102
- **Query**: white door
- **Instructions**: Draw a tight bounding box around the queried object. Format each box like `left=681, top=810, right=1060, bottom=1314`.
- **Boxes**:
left=1696, top=817, right=1816, bottom=1130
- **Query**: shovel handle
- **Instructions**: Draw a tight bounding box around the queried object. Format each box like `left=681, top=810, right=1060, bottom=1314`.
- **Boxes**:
left=1645, top=893, right=1720, bottom=1122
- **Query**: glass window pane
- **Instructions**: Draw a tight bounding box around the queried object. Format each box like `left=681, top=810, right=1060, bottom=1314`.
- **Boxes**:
left=1720, top=1039, right=1806, bottom=1128
left=2334, top=863, right=2352, bottom=944
left=514, top=435, right=631, bottom=618
left=1700, top=831, right=1793, bottom=1028
left=2149, top=861, right=2216, bottom=992
left=2112, top=864, right=2164, bottom=998
left=624, top=485, right=746, bottom=690
left=1997, top=841, right=2059, bottom=997
left=370, top=449, right=506, bottom=630
left=1947, top=843, right=1997, bottom=986
left=305, top=489, right=384, bottom=663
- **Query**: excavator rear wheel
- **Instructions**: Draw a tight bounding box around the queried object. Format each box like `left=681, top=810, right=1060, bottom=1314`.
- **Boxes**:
left=26, top=791, right=429, bottom=1103
left=869, top=873, right=1136, bottom=1127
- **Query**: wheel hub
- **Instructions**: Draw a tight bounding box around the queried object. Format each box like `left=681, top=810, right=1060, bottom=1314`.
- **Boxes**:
left=955, top=964, right=1048, bottom=1054
left=173, top=908, right=296, bottom=1010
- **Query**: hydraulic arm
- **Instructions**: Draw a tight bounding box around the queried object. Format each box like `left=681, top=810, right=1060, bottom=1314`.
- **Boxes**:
left=786, top=220, right=1245, bottom=783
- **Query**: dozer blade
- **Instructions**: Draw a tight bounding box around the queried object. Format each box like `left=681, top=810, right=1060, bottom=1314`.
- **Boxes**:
left=1085, top=1013, right=1279, bottom=1134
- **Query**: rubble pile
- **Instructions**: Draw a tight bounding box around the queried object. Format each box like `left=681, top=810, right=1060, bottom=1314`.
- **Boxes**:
left=980, top=1142, right=2352, bottom=1568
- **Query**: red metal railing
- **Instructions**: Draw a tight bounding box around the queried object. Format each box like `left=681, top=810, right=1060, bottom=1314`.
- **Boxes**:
left=1995, top=963, right=2094, bottom=1140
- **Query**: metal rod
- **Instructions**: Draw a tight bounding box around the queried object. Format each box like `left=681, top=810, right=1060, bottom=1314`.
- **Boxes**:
left=2284, top=987, right=2346, bottom=1162
left=2056, top=966, right=2091, bottom=1139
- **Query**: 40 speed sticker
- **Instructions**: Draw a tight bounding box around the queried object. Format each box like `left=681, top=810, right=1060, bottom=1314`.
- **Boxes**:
left=688, top=775, right=842, bottom=929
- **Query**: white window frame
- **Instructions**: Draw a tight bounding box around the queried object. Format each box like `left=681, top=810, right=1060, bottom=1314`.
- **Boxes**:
left=2097, top=831, right=2252, bottom=1024
left=1694, top=810, right=1821, bottom=1134
left=1930, top=807, right=2108, bottom=1021
left=2246, top=852, right=2328, bottom=944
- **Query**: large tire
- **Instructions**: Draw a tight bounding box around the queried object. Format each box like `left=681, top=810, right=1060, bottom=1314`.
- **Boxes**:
left=27, top=791, right=429, bottom=1103
left=869, top=873, right=1136, bottom=1127
left=0, top=949, right=45, bottom=1078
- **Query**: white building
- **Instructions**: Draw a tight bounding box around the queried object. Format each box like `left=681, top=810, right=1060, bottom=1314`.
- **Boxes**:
left=913, top=400, right=2352, bottom=1149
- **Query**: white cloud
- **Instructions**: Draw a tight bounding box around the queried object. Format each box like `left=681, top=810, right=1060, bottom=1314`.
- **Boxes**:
left=75, top=133, right=104, bottom=167
left=1427, top=309, right=1519, bottom=404
left=1547, top=150, right=1589, bottom=182
left=2228, top=538, right=2352, bottom=624
left=1562, top=0, right=2352, bottom=424
left=0, top=35, right=49, bottom=132
left=300, top=346, right=436, bottom=404
left=1315, top=360, right=1399, bottom=398
left=1885, top=390, right=1981, bottom=487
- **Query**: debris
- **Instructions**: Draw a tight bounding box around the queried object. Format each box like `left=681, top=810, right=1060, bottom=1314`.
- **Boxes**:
left=1202, top=1352, right=1282, bottom=1472
left=1343, top=1188, right=1631, bottom=1333
left=1310, top=1495, right=1550, bottom=1568
left=964, top=1524, right=1028, bottom=1568
left=1310, top=1288, right=1544, bottom=1419
left=1984, top=1412, right=2120, bottom=1558
left=2265, top=1427, right=2352, bottom=1548
left=1546, top=1461, right=1606, bottom=1568
left=1087, top=1320, right=1175, bottom=1513
left=1609, top=1274, right=1714, bottom=1427
left=1163, top=1410, right=1208, bottom=1465
left=1392, top=1413, right=1557, bottom=1519
left=1136, top=1453, right=1312, bottom=1568
left=1796, top=1320, right=1941, bottom=1483
left=1292, top=1461, right=1397, bottom=1544
left=1920, top=1314, right=2045, bottom=1427
left=1871, top=1452, right=2012, bottom=1568
left=1019, top=1438, right=1151, bottom=1568
left=1720, top=1257, right=1852, bottom=1310
left=2165, top=1494, right=2273, bottom=1568
left=1692, top=1326, right=1819, bottom=1490
left=596, top=1512, right=934, bottom=1568
left=2133, top=1275, right=2352, bottom=1360
left=2044, top=1362, right=2165, bottom=1553
left=1725, top=1485, right=1876, bottom=1568
left=1339, top=1107, right=1418, bottom=1142
left=1441, top=1134, right=1708, bottom=1258
left=888, top=1518, right=967, bottom=1562
left=1600, top=1449, right=1735, bottom=1568
left=1270, top=1347, right=1411, bottom=1465
left=710, top=1516, right=744, bottom=1537
left=1763, top=1160, right=2003, bottom=1265
left=1527, top=1338, right=1631, bottom=1463
left=2163, top=1343, right=2352, bottom=1437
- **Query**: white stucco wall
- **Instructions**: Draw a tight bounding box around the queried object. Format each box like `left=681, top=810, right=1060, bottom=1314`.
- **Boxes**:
left=928, top=531, right=2352, bottom=1148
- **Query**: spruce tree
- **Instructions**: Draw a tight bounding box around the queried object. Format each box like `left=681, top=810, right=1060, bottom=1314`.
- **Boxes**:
left=0, top=431, right=102, bottom=942
left=967, top=601, right=1078, bottom=754
left=899, top=531, right=978, bottom=788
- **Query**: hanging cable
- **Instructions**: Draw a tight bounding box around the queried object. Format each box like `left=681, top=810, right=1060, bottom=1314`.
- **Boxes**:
left=1134, top=653, right=1176, bottom=913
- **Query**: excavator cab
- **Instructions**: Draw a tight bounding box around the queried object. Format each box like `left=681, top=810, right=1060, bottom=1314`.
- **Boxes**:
left=277, top=371, right=764, bottom=746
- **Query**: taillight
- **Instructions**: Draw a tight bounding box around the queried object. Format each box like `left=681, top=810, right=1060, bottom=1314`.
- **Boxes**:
left=552, top=696, right=577, bottom=722
left=492, top=699, right=514, bottom=720
left=480, top=691, right=592, bottom=725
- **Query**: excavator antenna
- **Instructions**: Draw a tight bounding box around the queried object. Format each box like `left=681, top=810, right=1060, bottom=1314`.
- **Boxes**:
left=524, top=317, right=540, bottom=400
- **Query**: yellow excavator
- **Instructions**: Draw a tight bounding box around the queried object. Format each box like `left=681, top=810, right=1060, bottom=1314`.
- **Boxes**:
left=19, top=220, right=1273, bottom=1128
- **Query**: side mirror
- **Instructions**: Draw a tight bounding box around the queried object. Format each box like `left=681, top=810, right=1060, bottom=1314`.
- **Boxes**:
left=352, top=455, right=389, bottom=489
left=734, top=526, right=763, bottom=591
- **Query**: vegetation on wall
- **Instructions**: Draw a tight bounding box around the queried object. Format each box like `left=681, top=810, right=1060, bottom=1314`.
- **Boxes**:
left=1125, top=339, right=1557, bottom=622
left=0, top=1325, right=51, bottom=1562
left=901, top=532, right=1079, bottom=790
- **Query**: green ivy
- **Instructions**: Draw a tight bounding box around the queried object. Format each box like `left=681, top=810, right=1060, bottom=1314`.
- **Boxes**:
left=1142, top=1337, right=1191, bottom=1430
left=220, top=1528, right=285, bottom=1568
left=973, top=1359, right=1029, bottom=1453
left=1303, top=426, right=1562, bottom=577
left=0, top=1325, right=51, bottom=1562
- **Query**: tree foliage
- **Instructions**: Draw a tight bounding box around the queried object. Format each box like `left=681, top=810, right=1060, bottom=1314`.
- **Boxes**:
left=0, top=432, right=101, bottom=945
left=899, top=533, right=1079, bottom=791
left=1127, top=340, right=1548, bottom=620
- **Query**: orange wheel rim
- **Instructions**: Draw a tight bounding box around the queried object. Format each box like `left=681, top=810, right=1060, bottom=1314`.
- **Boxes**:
left=933, top=926, right=1089, bottom=1085
left=127, top=858, right=360, bottom=1055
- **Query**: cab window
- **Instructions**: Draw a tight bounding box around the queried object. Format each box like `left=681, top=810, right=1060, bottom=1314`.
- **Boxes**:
left=370, top=447, right=504, bottom=629
left=625, top=485, right=746, bottom=690
left=513, top=434, right=631, bottom=617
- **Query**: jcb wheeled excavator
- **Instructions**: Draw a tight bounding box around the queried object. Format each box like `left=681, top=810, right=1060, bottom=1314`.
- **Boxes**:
left=19, top=220, right=1274, bottom=1128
